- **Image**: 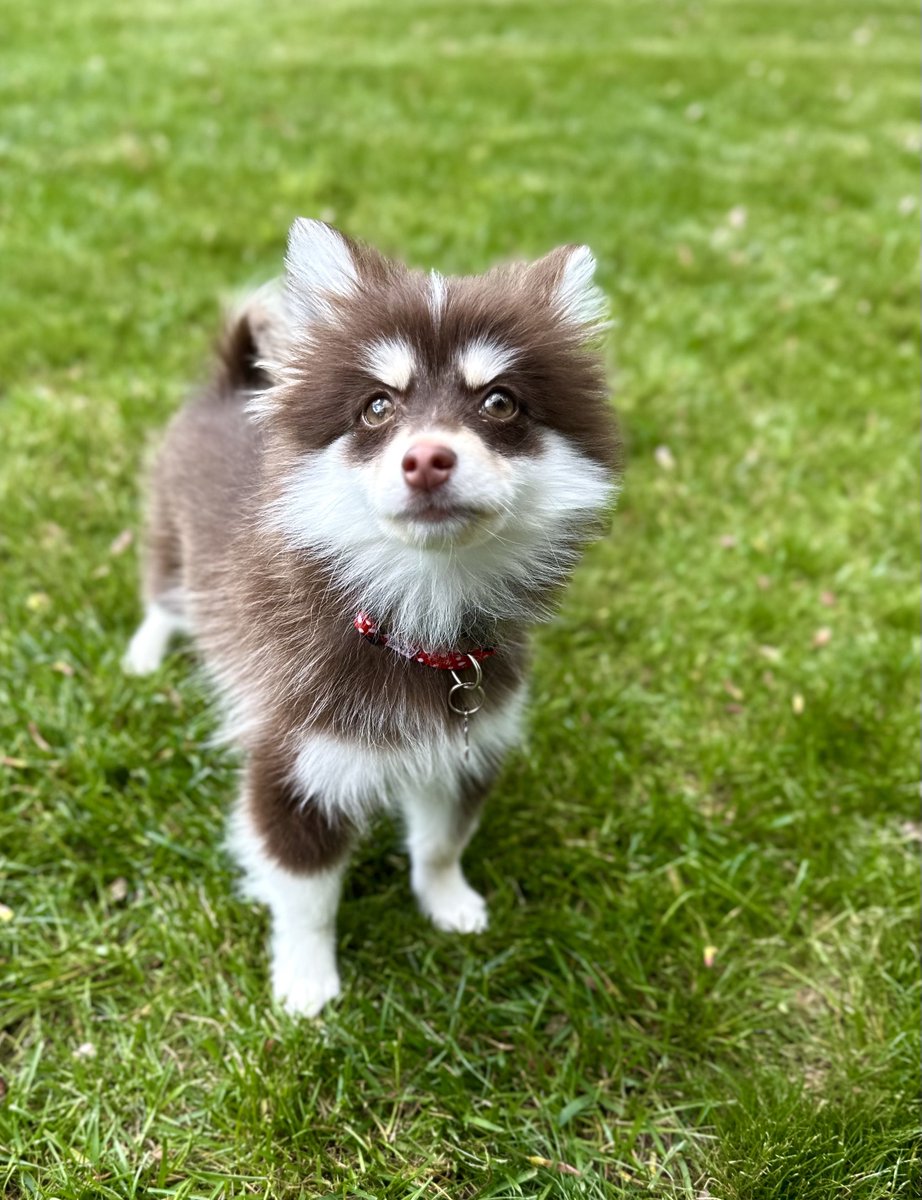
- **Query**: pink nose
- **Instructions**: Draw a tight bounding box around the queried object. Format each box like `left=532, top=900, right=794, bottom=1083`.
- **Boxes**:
left=402, top=441, right=457, bottom=491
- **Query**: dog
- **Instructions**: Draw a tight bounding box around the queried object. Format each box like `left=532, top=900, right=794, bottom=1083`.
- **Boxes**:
left=124, top=219, right=619, bottom=1016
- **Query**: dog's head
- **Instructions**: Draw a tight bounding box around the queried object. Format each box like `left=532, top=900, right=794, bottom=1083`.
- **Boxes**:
left=249, top=220, right=619, bottom=642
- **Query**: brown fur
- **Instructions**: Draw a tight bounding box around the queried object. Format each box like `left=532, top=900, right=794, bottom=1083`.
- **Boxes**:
left=246, top=745, right=354, bottom=873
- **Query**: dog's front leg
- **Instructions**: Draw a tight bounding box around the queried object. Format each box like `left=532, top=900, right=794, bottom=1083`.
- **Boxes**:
left=400, top=772, right=494, bottom=934
left=229, top=749, right=354, bottom=1017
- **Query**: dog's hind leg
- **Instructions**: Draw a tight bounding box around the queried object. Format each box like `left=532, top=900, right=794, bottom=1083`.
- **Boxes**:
left=123, top=601, right=185, bottom=675
left=123, top=484, right=186, bottom=675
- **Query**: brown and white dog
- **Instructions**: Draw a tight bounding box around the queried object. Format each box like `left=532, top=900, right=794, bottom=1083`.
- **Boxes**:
left=124, top=220, right=619, bottom=1016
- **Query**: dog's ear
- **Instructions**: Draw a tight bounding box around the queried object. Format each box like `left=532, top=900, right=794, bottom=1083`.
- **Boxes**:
left=285, top=219, right=396, bottom=326
left=524, top=244, right=609, bottom=339
left=285, top=219, right=361, bottom=324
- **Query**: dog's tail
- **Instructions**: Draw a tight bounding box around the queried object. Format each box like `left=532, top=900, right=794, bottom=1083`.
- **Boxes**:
left=215, top=281, right=290, bottom=395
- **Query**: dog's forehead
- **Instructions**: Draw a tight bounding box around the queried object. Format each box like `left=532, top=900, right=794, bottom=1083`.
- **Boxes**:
left=359, top=331, right=520, bottom=394
left=351, top=271, right=531, bottom=392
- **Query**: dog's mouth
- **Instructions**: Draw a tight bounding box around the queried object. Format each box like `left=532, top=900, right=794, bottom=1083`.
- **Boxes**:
left=383, top=498, right=499, bottom=546
left=398, top=499, right=486, bottom=524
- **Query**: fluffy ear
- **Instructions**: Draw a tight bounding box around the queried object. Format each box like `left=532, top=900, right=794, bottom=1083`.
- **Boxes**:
left=527, top=244, right=609, bottom=338
left=285, top=218, right=361, bottom=324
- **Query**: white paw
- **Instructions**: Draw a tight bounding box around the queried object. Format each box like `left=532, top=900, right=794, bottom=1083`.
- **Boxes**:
left=121, top=640, right=162, bottom=676
left=420, top=878, right=489, bottom=934
left=123, top=605, right=180, bottom=675
left=272, top=962, right=341, bottom=1018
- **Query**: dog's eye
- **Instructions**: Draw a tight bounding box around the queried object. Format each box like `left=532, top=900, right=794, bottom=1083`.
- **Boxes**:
left=480, top=390, right=518, bottom=422
left=362, top=395, right=396, bottom=428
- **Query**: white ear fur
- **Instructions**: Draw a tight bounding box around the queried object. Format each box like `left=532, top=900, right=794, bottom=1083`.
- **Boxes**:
left=285, top=218, right=359, bottom=323
left=552, top=245, right=609, bottom=336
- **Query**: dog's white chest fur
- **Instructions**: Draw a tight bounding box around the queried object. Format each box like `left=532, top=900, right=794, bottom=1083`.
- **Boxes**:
left=292, top=683, right=528, bottom=822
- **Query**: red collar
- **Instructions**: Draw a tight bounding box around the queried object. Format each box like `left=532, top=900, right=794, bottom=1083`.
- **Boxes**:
left=354, top=611, right=497, bottom=671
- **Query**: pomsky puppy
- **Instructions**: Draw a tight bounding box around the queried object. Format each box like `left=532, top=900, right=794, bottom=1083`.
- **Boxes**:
left=124, top=220, right=619, bottom=1016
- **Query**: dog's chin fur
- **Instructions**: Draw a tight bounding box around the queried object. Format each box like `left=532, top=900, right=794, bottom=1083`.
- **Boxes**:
left=380, top=511, right=497, bottom=551
left=126, top=218, right=621, bottom=1017
left=269, top=426, right=615, bottom=649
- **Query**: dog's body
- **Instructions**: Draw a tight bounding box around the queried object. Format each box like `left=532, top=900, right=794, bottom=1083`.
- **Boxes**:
left=125, top=221, right=618, bottom=1015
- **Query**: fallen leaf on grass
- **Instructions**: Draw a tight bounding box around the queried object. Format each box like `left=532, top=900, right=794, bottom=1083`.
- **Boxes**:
left=1, top=757, right=27, bottom=770
left=26, top=592, right=50, bottom=612
left=757, top=575, right=772, bottom=590
left=722, top=679, right=744, bottom=701
left=485, top=1037, right=515, bottom=1051
left=40, top=522, right=66, bottom=547
left=109, top=529, right=134, bottom=556
left=73, top=1042, right=97, bottom=1060
left=108, top=877, right=128, bottom=902
left=792, top=693, right=805, bottom=715
left=719, top=534, right=738, bottom=549
left=27, top=722, right=51, bottom=752
left=52, top=660, right=75, bottom=676
left=703, top=945, right=718, bottom=968
left=0, top=904, right=13, bottom=923
left=812, top=627, right=832, bottom=648
left=526, top=1157, right=582, bottom=1177
left=820, top=590, right=837, bottom=607
left=758, top=645, right=781, bottom=663
left=676, top=243, right=695, bottom=267
left=654, top=444, right=676, bottom=471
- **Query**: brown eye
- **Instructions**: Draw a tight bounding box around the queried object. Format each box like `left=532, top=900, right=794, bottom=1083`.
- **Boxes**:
left=480, top=389, right=518, bottom=422
left=362, top=394, right=395, bottom=427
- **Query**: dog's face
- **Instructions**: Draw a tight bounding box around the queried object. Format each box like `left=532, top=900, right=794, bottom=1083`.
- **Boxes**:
left=251, top=220, right=619, bottom=641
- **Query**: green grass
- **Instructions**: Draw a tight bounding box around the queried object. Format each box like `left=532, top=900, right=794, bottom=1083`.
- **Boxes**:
left=1, top=0, right=919, bottom=1195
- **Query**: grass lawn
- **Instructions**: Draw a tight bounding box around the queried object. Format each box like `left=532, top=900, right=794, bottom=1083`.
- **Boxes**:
left=0, top=0, right=919, bottom=1195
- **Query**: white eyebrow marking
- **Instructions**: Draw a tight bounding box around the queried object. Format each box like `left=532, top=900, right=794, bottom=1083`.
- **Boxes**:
left=457, top=337, right=518, bottom=389
left=362, top=336, right=416, bottom=391
left=428, top=270, right=447, bottom=322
